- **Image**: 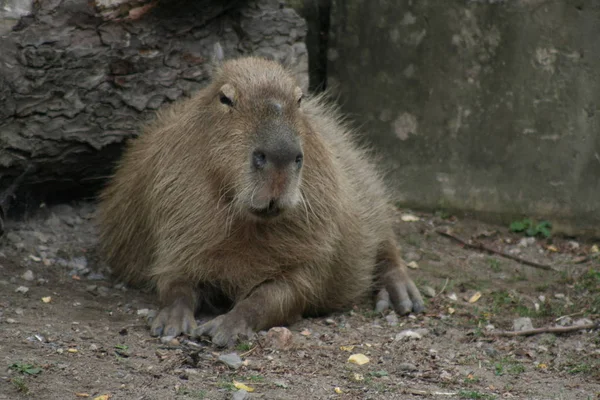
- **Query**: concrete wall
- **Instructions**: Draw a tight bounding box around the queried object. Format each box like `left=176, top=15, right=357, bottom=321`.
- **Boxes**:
left=326, top=0, right=600, bottom=237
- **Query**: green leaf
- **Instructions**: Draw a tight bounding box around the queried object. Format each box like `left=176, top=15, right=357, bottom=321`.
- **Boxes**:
left=510, top=221, right=526, bottom=232
left=24, top=367, right=42, bottom=375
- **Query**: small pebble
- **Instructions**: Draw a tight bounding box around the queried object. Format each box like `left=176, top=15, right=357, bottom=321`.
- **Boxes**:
left=406, top=261, right=419, bottom=269
left=89, top=344, right=99, bottom=351
left=325, top=318, right=336, bottom=325
left=6, top=318, right=17, bottom=323
left=160, top=335, right=180, bottom=346
left=513, top=317, right=534, bottom=331
left=22, top=270, right=35, bottom=281
left=422, top=286, right=436, bottom=298
left=232, top=389, right=250, bottom=400
left=385, top=313, right=399, bottom=327
left=218, top=353, right=243, bottom=369
left=395, top=329, right=424, bottom=341
left=137, top=308, right=150, bottom=317
left=398, top=362, right=418, bottom=371
left=265, top=327, right=293, bottom=350
left=15, top=286, right=29, bottom=294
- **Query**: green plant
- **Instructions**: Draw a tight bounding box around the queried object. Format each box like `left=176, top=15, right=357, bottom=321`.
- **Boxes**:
left=11, top=377, right=29, bottom=393
left=488, top=258, right=501, bottom=272
left=509, top=218, right=552, bottom=238
left=236, top=341, right=252, bottom=352
left=9, top=362, right=42, bottom=375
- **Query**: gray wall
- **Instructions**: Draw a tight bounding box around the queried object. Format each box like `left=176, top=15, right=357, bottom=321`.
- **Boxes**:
left=326, top=0, right=600, bottom=237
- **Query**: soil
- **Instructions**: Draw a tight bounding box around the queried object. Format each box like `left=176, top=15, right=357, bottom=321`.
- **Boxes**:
left=0, top=201, right=598, bottom=400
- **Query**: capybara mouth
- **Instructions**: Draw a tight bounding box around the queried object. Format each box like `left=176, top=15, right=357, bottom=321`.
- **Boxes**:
left=249, top=203, right=282, bottom=219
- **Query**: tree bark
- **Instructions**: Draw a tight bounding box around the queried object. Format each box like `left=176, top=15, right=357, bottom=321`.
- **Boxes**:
left=0, top=0, right=308, bottom=208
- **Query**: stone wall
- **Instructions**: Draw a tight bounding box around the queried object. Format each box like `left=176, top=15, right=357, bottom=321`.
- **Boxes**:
left=327, top=0, right=600, bottom=236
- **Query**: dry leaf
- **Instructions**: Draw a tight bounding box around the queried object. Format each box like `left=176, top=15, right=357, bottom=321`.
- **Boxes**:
left=448, top=307, right=455, bottom=315
left=537, top=363, right=548, bottom=369
left=591, top=244, right=599, bottom=253
left=546, top=245, right=558, bottom=252
left=93, top=395, right=111, bottom=400
left=41, top=296, right=52, bottom=303
left=29, top=255, right=41, bottom=262
left=68, top=348, right=78, bottom=353
left=401, top=214, right=420, bottom=222
left=334, top=387, right=342, bottom=394
left=407, top=261, right=419, bottom=270
left=72, top=275, right=81, bottom=281
left=348, top=353, right=370, bottom=365
left=233, top=381, right=254, bottom=392
left=339, top=345, right=355, bottom=352
left=468, top=292, right=482, bottom=303
left=75, top=394, right=90, bottom=398
left=300, top=329, right=311, bottom=336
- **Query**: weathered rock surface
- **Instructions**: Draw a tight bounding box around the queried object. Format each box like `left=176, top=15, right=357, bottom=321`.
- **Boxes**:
left=0, top=0, right=308, bottom=205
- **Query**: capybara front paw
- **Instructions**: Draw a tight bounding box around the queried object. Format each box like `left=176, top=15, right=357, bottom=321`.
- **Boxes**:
left=192, top=313, right=253, bottom=347
left=148, top=302, right=197, bottom=338
left=375, top=276, right=425, bottom=315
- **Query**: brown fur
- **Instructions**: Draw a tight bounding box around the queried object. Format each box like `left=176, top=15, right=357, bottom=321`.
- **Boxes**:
left=97, top=52, right=423, bottom=345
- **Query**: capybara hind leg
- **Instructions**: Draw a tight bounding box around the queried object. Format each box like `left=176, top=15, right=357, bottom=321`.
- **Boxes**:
left=149, top=281, right=198, bottom=337
left=375, top=240, right=424, bottom=315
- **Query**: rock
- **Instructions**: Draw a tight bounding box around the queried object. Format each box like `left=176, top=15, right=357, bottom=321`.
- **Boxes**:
left=137, top=308, right=150, bottom=317
left=513, top=317, right=534, bottom=331
left=218, top=353, right=243, bottom=369
left=447, top=293, right=458, bottom=301
left=15, top=286, right=29, bottom=294
left=557, top=316, right=572, bottom=327
left=395, top=329, right=427, bottom=341
left=404, top=251, right=421, bottom=262
left=385, top=313, right=399, bottom=327
left=5, top=232, right=22, bottom=245
left=87, top=272, right=106, bottom=281
left=6, top=318, right=17, bottom=323
left=264, top=327, right=293, bottom=350
left=397, top=362, right=418, bottom=371
left=232, top=389, right=250, bottom=400
left=21, top=270, right=35, bottom=281
left=485, top=324, right=495, bottom=332
left=422, top=286, right=436, bottom=298
left=518, top=237, right=536, bottom=247
left=325, top=318, right=336, bottom=325
left=573, top=318, right=594, bottom=327
left=406, top=261, right=419, bottom=269
left=89, top=344, right=99, bottom=351
left=484, top=347, right=499, bottom=357
left=160, top=335, right=180, bottom=346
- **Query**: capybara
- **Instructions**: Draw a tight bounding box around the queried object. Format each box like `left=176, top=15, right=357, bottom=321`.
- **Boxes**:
left=97, top=44, right=424, bottom=347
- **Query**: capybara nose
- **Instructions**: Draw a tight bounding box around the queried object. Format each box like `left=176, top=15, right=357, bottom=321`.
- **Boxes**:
left=252, top=148, right=303, bottom=170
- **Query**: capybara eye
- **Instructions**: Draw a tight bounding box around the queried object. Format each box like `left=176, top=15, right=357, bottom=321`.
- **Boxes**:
left=220, top=94, right=233, bottom=107
left=295, top=154, right=303, bottom=168
left=253, top=151, right=267, bottom=169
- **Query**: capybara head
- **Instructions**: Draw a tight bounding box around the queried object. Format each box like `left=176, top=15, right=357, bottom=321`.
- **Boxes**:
left=195, top=50, right=309, bottom=222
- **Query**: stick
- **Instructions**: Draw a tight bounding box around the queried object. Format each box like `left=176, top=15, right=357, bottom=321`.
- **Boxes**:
left=487, top=322, right=598, bottom=337
left=436, top=229, right=556, bottom=271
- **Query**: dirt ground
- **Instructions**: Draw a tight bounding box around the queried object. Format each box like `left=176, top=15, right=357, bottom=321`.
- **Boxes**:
left=0, top=201, right=598, bottom=400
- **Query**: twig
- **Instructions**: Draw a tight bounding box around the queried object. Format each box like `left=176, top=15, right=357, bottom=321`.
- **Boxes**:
left=436, top=229, right=555, bottom=271
left=433, top=278, right=449, bottom=299
left=402, top=388, right=457, bottom=396
left=487, top=321, right=598, bottom=337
